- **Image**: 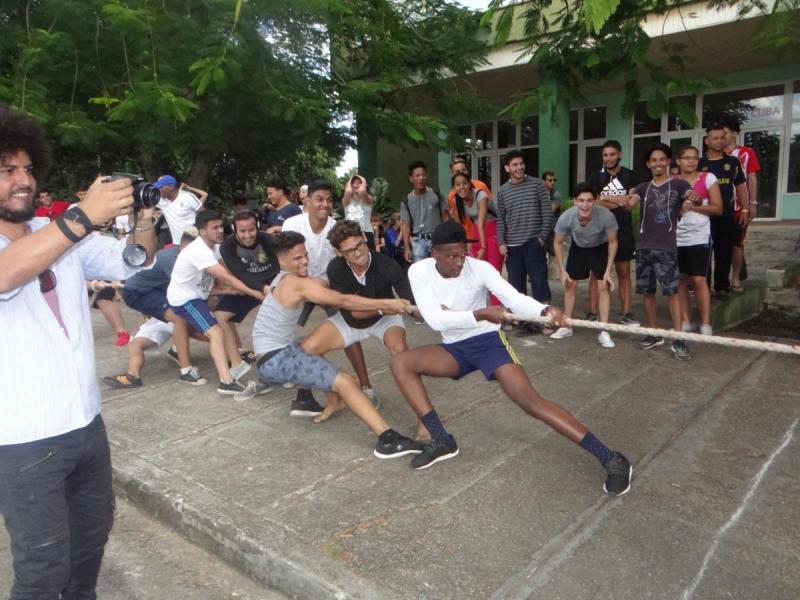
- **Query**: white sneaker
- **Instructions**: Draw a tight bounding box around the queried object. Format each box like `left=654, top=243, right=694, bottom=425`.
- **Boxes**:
left=362, top=387, right=381, bottom=410
left=234, top=381, right=274, bottom=401
left=282, top=382, right=295, bottom=389
left=681, top=321, right=693, bottom=333
left=598, top=331, right=615, bottom=348
left=550, top=327, right=573, bottom=340
left=230, top=361, right=251, bottom=381
left=700, top=324, right=713, bottom=336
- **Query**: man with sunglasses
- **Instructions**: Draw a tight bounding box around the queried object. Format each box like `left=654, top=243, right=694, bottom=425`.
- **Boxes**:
left=0, top=105, right=157, bottom=599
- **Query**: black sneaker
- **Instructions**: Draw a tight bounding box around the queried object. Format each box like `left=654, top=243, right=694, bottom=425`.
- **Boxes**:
left=514, top=322, right=542, bottom=337
left=290, top=391, right=324, bottom=417
left=178, top=366, right=207, bottom=386
left=620, top=312, right=640, bottom=326
left=604, top=452, right=632, bottom=496
left=410, top=436, right=459, bottom=470
left=374, top=429, right=425, bottom=459
left=638, top=335, right=664, bottom=350
left=166, top=347, right=180, bottom=365
left=217, top=380, right=246, bottom=395
left=586, top=312, right=598, bottom=322
left=103, top=373, right=142, bottom=389
left=671, top=339, right=692, bottom=361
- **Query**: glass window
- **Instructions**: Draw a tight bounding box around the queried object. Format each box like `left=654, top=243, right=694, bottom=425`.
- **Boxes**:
left=569, top=110, right=578, bottom=141
left=457, top=125, right=471, bottom=150
left=669, top=137, right=693, bottom=160
left=584, top=144, right=604, bottom=180
left=583, top=106, right=607, bottom=139
left=744, top=129, right=781, bottom=218
left=634, top=101, right=660, bottom=134
left=702, top=84, right=785, bottom=127
left=497, top=120, right=516, bottom=149
left=668, top=95, right=696, bottom=131
left=521, top=116, right=539, bottom=146
left=788, top=123, right=800, bottom=194
left=568, top=143, right=577, bottom=197
left=477, top=155, right=492, bottom=191
left=522, top=147, right=539, bottom=179
left=632, top=135, right=660, bottom=185
left=793, top=81, right=800, bottom=118
left=474, top=122, right=493, bottom=151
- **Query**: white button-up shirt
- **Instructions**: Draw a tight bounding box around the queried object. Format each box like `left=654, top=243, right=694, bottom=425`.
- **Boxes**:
left=0, top=219, right=141, bottom=444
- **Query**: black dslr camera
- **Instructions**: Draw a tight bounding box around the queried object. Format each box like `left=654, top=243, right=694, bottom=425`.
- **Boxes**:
left=104, top=172, right=161, bottom=209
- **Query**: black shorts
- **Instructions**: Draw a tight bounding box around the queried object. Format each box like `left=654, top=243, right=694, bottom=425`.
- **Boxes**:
left=441, top=330, right=521, bottom=381
left=678, top=244, right=712, bottom=277
left=90, top=285, right=116, bottom=309
left=123, top=287, right=170, bottom=321
left=214, top=294, right=263, bottom=323
left=615, top=225, right=635, bottom=262
left=566, top=242, right=609, bottom=281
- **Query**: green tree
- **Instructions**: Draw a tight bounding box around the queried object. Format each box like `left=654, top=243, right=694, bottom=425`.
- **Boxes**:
left=0, top=0, right=488, bottom=197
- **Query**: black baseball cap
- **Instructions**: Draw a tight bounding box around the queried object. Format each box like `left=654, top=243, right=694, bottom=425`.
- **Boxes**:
left=431, top=221, right=478, bottom=246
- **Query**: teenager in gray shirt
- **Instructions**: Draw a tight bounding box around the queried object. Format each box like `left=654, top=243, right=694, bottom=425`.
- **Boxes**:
left=400, top=160, right=449, bottom=263
left=552, top=183, right=618, bottom=347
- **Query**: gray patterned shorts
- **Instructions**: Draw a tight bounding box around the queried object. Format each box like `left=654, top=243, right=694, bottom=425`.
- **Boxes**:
left=257, top=344, right=339, bottom=392
left=636, top=248, right=679, bottom=296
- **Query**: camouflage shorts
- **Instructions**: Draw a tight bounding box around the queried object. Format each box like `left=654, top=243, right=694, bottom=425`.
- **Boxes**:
left=257, top=344, right=339, bottom=392
left=636, top=248, right=679, bottom=296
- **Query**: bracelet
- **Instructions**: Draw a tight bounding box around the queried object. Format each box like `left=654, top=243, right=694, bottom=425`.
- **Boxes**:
left=64, top=206, right=95, bottom=233
left=55, top=215, right=85, bottom=243
left=135, top=222, right=156, bottom=232
left=378, top=309, right=384, bottom=316
left=741, top=209, right=750, bottom=213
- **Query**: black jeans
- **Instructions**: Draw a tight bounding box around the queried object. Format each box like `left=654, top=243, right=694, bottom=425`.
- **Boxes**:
left=709, top=217, right=738, bottom=292
left=506, top=238, right=552, bottom=303
left=0, top=415, right=114, bottom=600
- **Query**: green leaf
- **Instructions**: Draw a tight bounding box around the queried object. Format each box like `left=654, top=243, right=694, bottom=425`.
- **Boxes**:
left=404, top=125, right=425, bottom=142
left=583, top=0, right=621, bottom=35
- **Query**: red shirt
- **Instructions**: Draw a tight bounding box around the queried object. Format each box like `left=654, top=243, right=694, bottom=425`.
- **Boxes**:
left=34, top=200, right=71, bottom=220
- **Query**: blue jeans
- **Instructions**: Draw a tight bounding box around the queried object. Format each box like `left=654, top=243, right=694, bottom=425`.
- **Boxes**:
left=0, top=415, right=114, bottom=600
left=506, top=238, right=551, bottom=302
left=411, top=237, right=432, bottom=262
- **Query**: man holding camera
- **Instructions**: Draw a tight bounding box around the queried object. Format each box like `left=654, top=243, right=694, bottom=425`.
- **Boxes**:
left=0, top=105, right=157, bottom=599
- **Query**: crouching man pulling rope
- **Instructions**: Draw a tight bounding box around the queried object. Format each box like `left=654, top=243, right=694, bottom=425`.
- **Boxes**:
left=391, top=221, right=632, bottom=496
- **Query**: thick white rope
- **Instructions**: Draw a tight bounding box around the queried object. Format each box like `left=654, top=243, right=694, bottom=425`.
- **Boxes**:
left=507, top=314, right=800, bottom=356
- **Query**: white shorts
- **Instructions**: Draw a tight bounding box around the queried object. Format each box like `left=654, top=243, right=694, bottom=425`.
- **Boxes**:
left=328, top=311, right=405, bottom=348
left=134, top=317, right=174, bottom=347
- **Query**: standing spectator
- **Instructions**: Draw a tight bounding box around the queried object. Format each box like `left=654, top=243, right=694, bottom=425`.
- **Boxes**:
left=496, top=149, right=553, bottom=334
left=699, top=124, right=748, bottom=297
left=400, top=160, right=449, bottom=263
left=629, top=143, right=695, bottom=360
left=448, top=156, right=492, bottom=205
left=542, top=171, right=562, bottom=214
left=0, top=105, right=157, bottom=600
left=675, top=145, right=723, bottom=336
left=723, top=117, right=760, bottom=292
left=154, top=174, right=207, bottom=245
left=343, top=174, right=375, bottom=247
left=551, top=184, right=618, bottom=348
left=586, top=140, right=640, bottom=325
left=264, top=179, right=301, bottom=234
left=33, top=188, right=70, bottom=220
left=371, top=213, right=385, bottom=253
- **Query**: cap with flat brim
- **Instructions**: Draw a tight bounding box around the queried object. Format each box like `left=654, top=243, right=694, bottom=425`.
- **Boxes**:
left=431, top=221, right=479, bottom=246
left=153, top=175, right=177, bottom=189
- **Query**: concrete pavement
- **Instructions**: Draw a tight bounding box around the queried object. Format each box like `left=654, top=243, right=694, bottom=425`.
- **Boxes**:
left=5, top=284, right=798, bottom=599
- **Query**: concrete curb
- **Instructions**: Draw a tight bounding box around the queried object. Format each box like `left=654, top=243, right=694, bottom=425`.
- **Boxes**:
left=712, top=281, right=766, bottom=331
left=110, top=444, right=390, bottom=600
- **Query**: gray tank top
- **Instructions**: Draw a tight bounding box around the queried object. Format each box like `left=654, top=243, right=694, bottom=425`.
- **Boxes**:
left=252, top=271, right=303, bottom=353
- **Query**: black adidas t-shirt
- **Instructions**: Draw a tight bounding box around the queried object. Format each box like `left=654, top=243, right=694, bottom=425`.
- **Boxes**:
left=698, top=155, right=745, bottom=220
left=586, top=167, right=638, bottom=231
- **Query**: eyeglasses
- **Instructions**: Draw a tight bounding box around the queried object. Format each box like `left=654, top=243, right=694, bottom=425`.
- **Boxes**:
left=341, top=240, right=367, bottom=257
left=38, top=269, right=57, bottom=293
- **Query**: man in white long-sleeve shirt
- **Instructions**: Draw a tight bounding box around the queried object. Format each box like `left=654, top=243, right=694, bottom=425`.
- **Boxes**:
left=390, top=222, right=632, bottom=496
left=0, top=106, right=157, bottom=599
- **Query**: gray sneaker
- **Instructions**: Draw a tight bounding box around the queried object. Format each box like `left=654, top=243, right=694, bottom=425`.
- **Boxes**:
left=178, top=366, right=207, bottom=386
left=217, top=380, right=246, bottom=395
left=230, top=361, right=251, bottom=381
left=671, top=339, right=692, bottom=361
left=362, top=387, right=381, bottom=410
left=620, top=312, right=640, bottom=326
left=234, top=381, right=273, bottom=401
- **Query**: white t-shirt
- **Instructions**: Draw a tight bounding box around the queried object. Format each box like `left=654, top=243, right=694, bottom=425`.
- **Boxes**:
left=281, top=213, right=337, bottom=280
left=166, top=237, right=221, bottom=305
left=345, top=198, right=372, bottom=232
left=409, top=257, right=549, bottom=344
left=158, top=189, right=202, bottom=244
left=677, top=172, right=718, bottom=247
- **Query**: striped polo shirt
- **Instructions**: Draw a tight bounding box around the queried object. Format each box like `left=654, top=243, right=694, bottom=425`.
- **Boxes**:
left=496, top=175, right=554, bottom=247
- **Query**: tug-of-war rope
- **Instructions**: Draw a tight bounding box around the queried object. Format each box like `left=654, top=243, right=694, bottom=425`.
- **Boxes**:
left=506, top=314, right=800, bottom=356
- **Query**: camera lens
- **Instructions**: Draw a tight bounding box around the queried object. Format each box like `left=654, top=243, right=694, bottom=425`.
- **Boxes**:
left=133, top=181, right=161, bottom=209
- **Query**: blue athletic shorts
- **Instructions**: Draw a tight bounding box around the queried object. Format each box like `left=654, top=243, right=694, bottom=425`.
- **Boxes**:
left=170, top=299, right=218, bottom=333
left=214, top=294, right=262, bottom=323
left=257, top=344, right=339, bottom=391
left=441, top=330, right=521, bottom=381
left=123, top=287, right=170, bottom=321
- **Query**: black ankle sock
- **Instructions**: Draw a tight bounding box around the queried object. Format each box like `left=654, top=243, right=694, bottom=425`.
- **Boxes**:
left=579, top=431, right=615, bottom=466
left=421, top=410, right=450, bottom=444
